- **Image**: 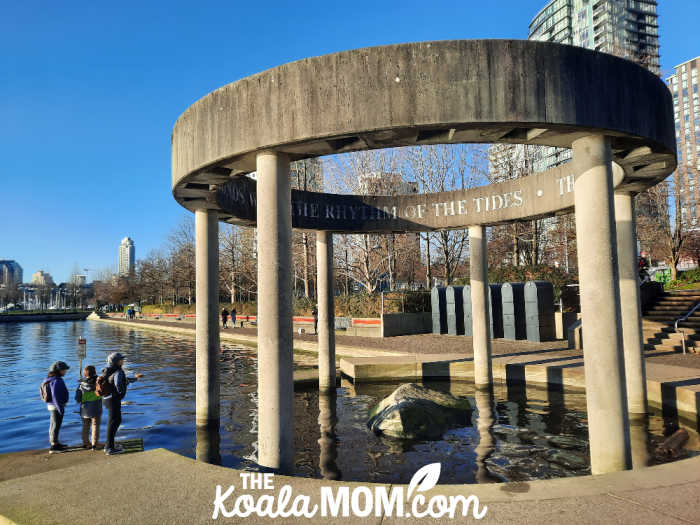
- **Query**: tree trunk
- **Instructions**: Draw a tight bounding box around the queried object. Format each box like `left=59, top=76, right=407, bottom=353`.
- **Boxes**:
left=302, top=233, right=310, bottom=298
left=425, top=234, right=432, bottom=289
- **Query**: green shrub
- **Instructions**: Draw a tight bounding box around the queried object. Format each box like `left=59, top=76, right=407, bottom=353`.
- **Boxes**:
left=141, top=292, right=430, bottom=319
left=678, top=268, right=700, bottom=283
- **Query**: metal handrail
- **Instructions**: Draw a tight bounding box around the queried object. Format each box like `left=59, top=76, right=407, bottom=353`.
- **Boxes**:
left=673, top=301, right=700, bottom=355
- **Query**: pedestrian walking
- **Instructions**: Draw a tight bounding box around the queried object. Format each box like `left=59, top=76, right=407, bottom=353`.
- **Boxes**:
left=40, top=361, right=70, bottom=453
left=312, top=306, right=318, bottom=335
left=221, top=308, right=229, bottom=329
left=230, top=307, right=237, bottom=329
left=99, top=352, right=142, bottom=455
left=76, top=365, right=103, bottom=450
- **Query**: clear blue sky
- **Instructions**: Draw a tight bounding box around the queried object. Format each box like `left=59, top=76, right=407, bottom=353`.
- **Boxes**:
left=1, top=1, right=696, bottom=283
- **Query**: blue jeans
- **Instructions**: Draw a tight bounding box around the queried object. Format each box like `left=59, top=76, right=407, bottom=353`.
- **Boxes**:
left=49, top=409, right=63, bottom=445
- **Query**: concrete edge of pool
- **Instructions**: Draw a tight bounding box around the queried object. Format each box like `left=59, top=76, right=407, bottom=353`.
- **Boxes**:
left=1, top=448, right=699, bottom=524
left=339, top=355, right=700, bottom=429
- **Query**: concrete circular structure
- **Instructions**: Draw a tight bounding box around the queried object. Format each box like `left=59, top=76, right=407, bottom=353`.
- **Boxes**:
left=172, top=39, right=676, bottom=230
left=172, top=39, right=679, bottom=477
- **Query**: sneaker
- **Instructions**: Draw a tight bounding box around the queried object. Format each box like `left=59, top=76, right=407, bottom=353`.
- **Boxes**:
left=105, top=447, right=124, bottom=456
left=49, top=445, right=65, bottom=454
left=55, top=443, right=69, bottom=450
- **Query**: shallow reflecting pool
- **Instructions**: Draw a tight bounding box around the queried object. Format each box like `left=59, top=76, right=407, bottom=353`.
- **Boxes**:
left=0, top=320, right=697, bottom=484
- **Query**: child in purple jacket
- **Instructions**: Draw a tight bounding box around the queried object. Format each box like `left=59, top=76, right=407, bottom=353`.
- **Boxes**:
left=43, top=361, right=70, bottom=453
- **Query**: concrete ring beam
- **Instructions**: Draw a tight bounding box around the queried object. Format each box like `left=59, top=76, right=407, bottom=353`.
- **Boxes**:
left=214, top=161, right=624, bottom=232
left=172, top=39, right=676, bottom=226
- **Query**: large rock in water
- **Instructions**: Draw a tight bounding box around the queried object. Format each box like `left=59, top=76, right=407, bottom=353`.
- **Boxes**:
left=367, top=383, right=474, bottom=440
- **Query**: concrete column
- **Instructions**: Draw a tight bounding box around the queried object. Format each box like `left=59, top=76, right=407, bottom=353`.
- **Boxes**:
left=469, top=225, right=492, bottom=388
left=195, top=208, right=220, bottom=429
left=572, top=135, right=631, bottom=474
left=629, top=419, right=650, bottom=469
left=256, top=150, right=294, bottom=473
left=316, top=231, right=336, bottom=392
left=474, top=388, right=495, bottom=483
left=615, top=192, right=648, bottom=416
left=318, top=391, right=341, bottom=480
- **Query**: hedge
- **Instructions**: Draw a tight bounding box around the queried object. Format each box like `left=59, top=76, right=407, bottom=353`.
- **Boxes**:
left=141, top=291, right=431, bottom=319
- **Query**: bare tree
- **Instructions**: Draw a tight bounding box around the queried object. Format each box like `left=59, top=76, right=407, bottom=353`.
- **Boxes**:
left=168, top=217, right=196, bottom=304
left=405, top=144, right=486, bottom=284
left=290, top=159, right=322, bottom=297
left=638, top=180, right=686, bottom=280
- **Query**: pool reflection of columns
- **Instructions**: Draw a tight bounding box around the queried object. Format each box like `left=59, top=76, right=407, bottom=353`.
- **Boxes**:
left=629, top=418, right=650, bottom=469
left=316, top=231, right=336, bottom=392
left=474, top=388, right=496, bottom=483
left=318, top=391, right=341, bottom=480
left=256, top=150, right=295, bottom=472
left=572, top=135, right=632, bottom=474
left=196, top=424, right=221, bottom=465
left=469, top=225, right=492, bottom=388
left=195, top=209, right=220, bottom=431
left=614, top=191, right=648, bottom=417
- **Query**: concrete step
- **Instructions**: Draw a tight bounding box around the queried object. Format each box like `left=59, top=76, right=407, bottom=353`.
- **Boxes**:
left=645, top=316, right=679, bottom=322
left=654, top=296, right=699, bottom=302
left=647, top=305, right=695, bottom=312
left=644, top=334, right=685, bottom=344
left=644, top=343, right=685, bottom=352
left=645, top=311, right=688, bottom=318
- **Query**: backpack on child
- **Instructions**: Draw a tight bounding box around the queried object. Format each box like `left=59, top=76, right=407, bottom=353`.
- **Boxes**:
left=95, top=374, right=113, bottom=397
left=40, top=380, right=52, bottom=403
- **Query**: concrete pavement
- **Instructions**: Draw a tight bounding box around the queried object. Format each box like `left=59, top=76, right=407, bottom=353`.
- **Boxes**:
left=1, top=448, right=700, bottom=524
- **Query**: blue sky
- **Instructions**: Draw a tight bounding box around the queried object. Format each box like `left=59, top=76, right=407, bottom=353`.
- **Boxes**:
left=1, top=1, right=697, bottom=283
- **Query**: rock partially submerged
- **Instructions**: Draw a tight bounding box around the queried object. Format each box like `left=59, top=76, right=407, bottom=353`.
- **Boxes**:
left=367, top=383, right=474, bottom=440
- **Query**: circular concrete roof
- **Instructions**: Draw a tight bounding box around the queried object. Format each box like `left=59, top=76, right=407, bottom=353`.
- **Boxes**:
left=171, top=39, right=676, bottom=229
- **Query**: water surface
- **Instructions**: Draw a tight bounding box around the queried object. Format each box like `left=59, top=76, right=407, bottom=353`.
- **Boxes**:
left=0, top=320, right=696, bottom=483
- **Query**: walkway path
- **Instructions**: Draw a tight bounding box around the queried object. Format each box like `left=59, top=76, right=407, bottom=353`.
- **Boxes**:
left=1, top=448, right=699, bottom=524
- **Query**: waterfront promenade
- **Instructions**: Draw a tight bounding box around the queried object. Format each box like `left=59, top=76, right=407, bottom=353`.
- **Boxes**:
left=2, top=447, right=700, bottom=524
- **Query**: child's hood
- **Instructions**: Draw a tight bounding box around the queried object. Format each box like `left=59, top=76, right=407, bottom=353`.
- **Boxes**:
left=78, top=376, right=97, bottom=391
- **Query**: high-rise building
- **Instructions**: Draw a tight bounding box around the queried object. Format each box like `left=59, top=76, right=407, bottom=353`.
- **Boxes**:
left=118, top=237, right=135, bottom=276
left=31, top=270, right=55, bottom=287
left=490, top=0, right=661, bottom=180
left=667, top=58, right=700, bottom=227
left=529, top=0, right=659, bottom=71
left=0, top=260, right=23, bottom=286
left=525, top=0, right=660, bottom=172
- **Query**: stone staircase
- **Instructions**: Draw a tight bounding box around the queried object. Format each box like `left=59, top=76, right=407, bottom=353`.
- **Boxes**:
left=643, top=290, right=700, bottom=353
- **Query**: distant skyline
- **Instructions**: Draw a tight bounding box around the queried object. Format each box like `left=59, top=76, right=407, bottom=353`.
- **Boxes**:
left=2, top=1, right=698, bottom=282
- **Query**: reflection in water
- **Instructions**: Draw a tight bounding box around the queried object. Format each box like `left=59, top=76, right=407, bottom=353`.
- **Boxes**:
left=318, top=391, right=341, bottom=480
left=473, top=388, right=496, bottom=483
left=196, top=423, right=222, bottom=465
left=629, top=417, right=650, bottom=469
